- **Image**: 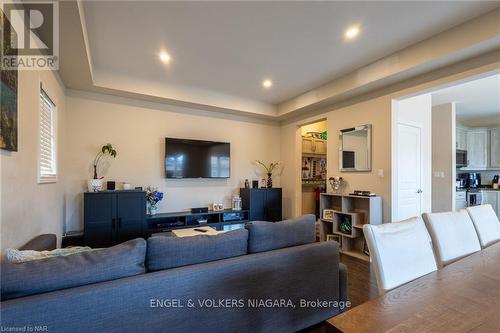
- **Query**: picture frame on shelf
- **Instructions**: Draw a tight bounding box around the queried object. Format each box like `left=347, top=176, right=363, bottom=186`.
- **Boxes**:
left=327, top=234, right=342, bottom=247
left=323, top=209, right=334, bottom=220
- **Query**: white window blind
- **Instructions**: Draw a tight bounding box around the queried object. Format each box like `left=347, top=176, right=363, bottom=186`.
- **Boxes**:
left=38, top=87, right=57, bottom=183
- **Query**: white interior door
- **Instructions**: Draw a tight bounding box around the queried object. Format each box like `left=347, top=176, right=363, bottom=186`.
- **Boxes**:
left=397, top=123, right=423, bottom=220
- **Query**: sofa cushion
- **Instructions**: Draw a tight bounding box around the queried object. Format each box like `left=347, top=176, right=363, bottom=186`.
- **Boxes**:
left=246, top=214, right=316, bottom=253
left=1, top=238, right=146, bottom=301
left=146, top=228, right=248, bottom=271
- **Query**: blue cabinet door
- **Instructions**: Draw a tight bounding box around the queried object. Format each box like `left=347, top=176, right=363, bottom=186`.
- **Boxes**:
left=84, top=191, right=146, bottom=247
left=266, top=188, right=282, bottom=222
left=116, top=192, right=147, bottom=243
left=84, top=193, right=116, bottom=247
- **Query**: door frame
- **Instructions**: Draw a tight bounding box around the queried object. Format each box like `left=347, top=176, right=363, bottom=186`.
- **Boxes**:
left=393, top=120, right=424, bottom=222
left=391, top=96, right=428, bottom=222
left=295, top=118, right=328, bottom=218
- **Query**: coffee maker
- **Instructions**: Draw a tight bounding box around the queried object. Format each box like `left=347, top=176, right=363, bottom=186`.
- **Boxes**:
left=466, top=173, right=481, bottom=189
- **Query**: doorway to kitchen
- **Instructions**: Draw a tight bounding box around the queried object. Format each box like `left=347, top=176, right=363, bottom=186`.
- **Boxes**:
left=300, top=120, right=328, bottom=219
left=392, top=71, right=500, bottom=221
left=431, top=73, right=500, bottom=216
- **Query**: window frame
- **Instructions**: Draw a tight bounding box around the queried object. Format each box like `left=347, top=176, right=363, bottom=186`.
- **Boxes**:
left=38, top=84, right=57, bottom=184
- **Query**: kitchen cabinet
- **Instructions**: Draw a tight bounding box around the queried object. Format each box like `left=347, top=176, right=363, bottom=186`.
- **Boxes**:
left=490, top=128, right=500, bottom=168
left=456, top=127, right=467, bottom=150
left=84, top=191, right=146, bottom=247
left=466, top=129, right=488, bottom=169
left=455, top=191, right=467, bottom=210
left=302, top=137, right=327, bottom=155
left=481, top=190, right=499, bottom=218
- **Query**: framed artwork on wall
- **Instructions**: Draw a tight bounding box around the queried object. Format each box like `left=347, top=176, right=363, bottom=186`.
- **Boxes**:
left=0, top=11, right=18, bottom=152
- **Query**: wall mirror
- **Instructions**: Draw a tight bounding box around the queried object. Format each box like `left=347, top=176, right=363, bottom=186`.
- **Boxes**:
left=339, top=124, right=372, bottom=172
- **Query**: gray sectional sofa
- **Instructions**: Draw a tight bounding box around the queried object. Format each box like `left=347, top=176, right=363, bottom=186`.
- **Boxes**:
left=1, top=215, right=348, bottom=333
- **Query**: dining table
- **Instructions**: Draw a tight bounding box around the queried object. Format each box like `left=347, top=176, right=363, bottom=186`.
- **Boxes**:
left=327, top=242, right=500, bottom=333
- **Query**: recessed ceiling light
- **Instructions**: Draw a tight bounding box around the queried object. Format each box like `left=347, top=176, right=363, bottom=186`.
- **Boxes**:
left=344, top=25, right=360, bottom=40
left=262, top=79, right=273, bottom=88
left=159, top=51, right=171, bottom=64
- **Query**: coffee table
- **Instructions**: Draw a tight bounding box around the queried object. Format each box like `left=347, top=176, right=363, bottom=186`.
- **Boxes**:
left=171, top=226, right=223, bottom=237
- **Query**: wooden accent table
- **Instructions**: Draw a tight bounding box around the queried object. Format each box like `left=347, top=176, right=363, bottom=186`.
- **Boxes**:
left=327, top=242, right=500, bottom=333
left=171, top=226, right=222, bottom=237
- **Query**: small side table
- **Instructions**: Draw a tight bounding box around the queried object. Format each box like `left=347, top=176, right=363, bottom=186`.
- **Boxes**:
left=171, top=226, right=223, bottom=238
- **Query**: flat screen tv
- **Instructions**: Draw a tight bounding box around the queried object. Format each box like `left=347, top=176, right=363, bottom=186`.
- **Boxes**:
left=165, top=138, right=230, bottom=179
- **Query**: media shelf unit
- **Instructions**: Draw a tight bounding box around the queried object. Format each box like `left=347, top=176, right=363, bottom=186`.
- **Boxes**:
left=320, top=193, right=382, bottom=261
left=147, top=209, right=249, bottom=236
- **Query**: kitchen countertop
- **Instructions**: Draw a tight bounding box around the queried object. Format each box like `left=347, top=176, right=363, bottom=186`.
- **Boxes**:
left=456, top=187, right=500, bottom=191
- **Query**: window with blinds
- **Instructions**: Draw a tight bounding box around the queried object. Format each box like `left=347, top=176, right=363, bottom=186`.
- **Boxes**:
left=38, top=87, right=57, bottom=183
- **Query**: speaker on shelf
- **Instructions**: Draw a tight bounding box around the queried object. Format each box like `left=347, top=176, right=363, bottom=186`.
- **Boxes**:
left=191, top=207, right=209, bottom=214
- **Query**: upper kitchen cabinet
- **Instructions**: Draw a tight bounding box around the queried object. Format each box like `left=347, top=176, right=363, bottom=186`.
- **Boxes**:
left=302, top=137, right=327, bottom=155
left=466, top=129, right=488, bottom=169
left=456, top=126, right=468, bottom=150
left=490, top=128, right=500, bottom=168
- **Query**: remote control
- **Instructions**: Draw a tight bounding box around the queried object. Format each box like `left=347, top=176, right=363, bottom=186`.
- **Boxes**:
left=194, top=228, right=208, bottom=233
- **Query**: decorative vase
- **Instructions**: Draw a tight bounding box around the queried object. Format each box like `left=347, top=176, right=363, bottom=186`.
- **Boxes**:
left=87, top=179, right=104, bottom=192
left=148, top=204, right=158, bottom=215
left=329, top=177, right=344, bottom=194
left=339, top=216, right=352, bottom=234
left=266, top=173, right=273, bottom=188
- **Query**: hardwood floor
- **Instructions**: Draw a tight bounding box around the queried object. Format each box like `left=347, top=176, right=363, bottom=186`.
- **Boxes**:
left=340, top=254, right=378, bottom=308
left=300, top=254, right=378, bottom=333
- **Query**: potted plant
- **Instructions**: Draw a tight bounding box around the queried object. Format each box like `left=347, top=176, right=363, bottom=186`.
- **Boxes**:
left=88, top=143, right=117, bottom=192
left=146, top=187, right=164, bottom=215
left=256, top=160, right=280, bottom=188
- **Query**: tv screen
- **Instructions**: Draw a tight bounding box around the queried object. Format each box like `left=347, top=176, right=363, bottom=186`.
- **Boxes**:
left=165, top=138, right=230, bottom=178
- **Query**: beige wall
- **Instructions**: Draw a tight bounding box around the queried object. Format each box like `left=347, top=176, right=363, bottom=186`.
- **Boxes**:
left=280, top=60, right=500, bottom=223
left=1, top=48, right=498, bottom=252
left=281, top=96, right=393, bottom=221
left=432, top=103, right=456, bottom=212
left=1, top=70, right=66, bottom=253
left=326, top=97, right=393, bottom=221
left=64, top=92, right=281, bottom=232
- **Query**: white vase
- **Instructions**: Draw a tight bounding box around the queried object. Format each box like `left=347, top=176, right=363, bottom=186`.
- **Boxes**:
left=88, top=179, right=104, bottom=192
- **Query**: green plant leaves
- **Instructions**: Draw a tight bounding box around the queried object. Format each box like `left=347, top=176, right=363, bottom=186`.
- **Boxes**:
left=101, top=143, right=117, bottom=158
left=256, top=160, right=279, bottom=173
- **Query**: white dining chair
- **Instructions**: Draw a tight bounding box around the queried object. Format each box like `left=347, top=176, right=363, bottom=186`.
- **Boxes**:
left=422, top=210, right=481, bottom=268
left=466, top=204, right=500, bottom=248
left=363, top=216, right=438, bottom=294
